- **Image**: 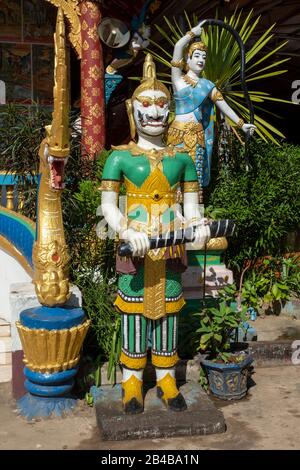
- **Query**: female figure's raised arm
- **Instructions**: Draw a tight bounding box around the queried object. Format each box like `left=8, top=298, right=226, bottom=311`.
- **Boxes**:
left=171, top=22, right=204, bottom=91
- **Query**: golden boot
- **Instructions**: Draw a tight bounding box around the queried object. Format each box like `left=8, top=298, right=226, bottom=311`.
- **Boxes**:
left=156, top=371, right=187, bottom=412
left=122, top=373, right=144, bottom=414
left=119, top=336, right=147, bottom=414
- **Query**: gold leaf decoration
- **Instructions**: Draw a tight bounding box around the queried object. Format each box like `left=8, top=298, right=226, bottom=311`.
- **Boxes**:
left=46, top=0, right=81, bottom=58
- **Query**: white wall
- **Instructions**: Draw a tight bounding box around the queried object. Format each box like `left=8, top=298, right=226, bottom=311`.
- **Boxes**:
left=0, top=248, right=31, bottom=323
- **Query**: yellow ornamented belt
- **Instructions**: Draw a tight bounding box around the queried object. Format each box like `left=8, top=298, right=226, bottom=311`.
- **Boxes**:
left=126, top=188, right=181, bottom=237
left=167, top=120, right=205, bottom=161
left=125, top=177, right=179, bottom=221
left=126, top=189, right=178, bottom=202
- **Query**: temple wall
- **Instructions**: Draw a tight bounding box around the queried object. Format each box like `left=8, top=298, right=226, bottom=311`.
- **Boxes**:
left=0, top=248, right=31, bottom=323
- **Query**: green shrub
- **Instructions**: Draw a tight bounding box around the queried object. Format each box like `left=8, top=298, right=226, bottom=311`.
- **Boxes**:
left=219, top=255, right=300, bottom=314
left=207, top=140, right=300, bottom=273
left=195, top=301, right=248, bottom=362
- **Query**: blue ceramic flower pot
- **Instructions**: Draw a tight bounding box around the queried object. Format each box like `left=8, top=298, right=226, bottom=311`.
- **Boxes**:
left=201, top=353, right=253, bottom=400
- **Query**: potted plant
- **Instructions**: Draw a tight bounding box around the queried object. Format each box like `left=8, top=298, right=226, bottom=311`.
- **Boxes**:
left=195, top=301, right=253, bottom=400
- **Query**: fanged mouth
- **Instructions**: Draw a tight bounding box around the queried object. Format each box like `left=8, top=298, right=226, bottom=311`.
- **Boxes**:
left=138, top=110, right=168, bottom=128
left=48, top=156, right=67, bottom=190
left=141, top=121, right=167, bottom=127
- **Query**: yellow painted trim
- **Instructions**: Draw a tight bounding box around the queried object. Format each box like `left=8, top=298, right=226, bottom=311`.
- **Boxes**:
left=99, top=180, right=121, bottom=192
left=119, top=351, right=147, bottom=370
left=152, top=353, right=179, bottom=368
left=114, top=296, right=186, bottom=316
left=144, top=256, right=166, bottom=319
left=182, top=181, right=199, bottom=193
left=0, top=171, right=37, bottom=175
left=0, top=206, right=36, bottom=230
left=0, top=235, right=33, bottom=277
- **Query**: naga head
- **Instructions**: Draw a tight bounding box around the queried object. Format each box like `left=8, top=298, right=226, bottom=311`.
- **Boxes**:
left=42, top=6, right=69, bottom=190
left=42, top=142, right=68, bottom=190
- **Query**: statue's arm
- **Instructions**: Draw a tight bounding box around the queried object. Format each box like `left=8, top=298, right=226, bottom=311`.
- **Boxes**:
left=181, top=154, right=210, bottom=247
left=183, top=191, right=210, bottom=248
left=211, top=87, right=256, bottom=135
left=171, top=34, right=189, bottom=87
left=100, top=151, right=150, bottom=256
left=100, top=151, right=125, bottom=233
left=212, top=89, right=241, bottom=125
left=101, top=190, right=125, bottom=234
left=171, top=23, right=203, bottom=90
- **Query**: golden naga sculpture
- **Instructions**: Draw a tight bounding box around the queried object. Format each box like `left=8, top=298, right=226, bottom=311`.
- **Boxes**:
left=32, top=7, right=71, bottom=306
left=46, top=0, right=81, bottom=58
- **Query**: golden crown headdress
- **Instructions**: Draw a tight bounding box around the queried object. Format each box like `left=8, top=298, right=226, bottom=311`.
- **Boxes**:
left=132, top=53, right=171, bottom=101
left=188, top=41, right=208, bottom=58
left=126, top=54, right=170, bottom=140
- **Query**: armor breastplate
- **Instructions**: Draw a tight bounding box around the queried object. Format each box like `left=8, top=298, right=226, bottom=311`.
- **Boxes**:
left=125, top=166, right=180, bottom=237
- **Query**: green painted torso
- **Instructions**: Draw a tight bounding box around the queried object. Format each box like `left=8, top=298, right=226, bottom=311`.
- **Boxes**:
left=101, top=148, right=198, bottom=187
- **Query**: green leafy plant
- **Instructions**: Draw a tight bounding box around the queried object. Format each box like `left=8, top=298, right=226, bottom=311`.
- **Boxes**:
left=218, top=283, right=239, bottom=304
left=219, top=254, right=300, bottom=316
left=107, top=316, right=122, bottom=382
left=0, top=103, right=50, bottom=219
left=199, top=366, right=209, bottom=391
left=147, top=9, right=294, bottom=144
left=195, top=301, right=247, bottom=363
left=282, top=256, right=300, bottom=299
left=75, top=353, right=103, bottom=406
left=243, top=257, right=300, bottom=312
left=207, top=140, right=300, bottom=273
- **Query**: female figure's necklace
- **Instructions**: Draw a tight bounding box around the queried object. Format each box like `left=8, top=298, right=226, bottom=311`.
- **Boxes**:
left=182, top=74, right=198, bottom=88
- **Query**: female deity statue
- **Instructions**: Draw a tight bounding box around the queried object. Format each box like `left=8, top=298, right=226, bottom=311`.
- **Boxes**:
left=167, top=22, right=256, bottom=201
left=100, top=54, right=211, bottom=414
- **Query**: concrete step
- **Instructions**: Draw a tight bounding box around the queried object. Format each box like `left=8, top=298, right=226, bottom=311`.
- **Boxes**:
left=0, top=318, right=11, bottom=338
left=0, top=351, right=12, bottom=366
left=0, top=364, right=12, bottom=383
left=0, top=334, right=12, bottom=384
left=0, top=336, right=12, bottom=353
left=0, top=320, right=12, bottom=383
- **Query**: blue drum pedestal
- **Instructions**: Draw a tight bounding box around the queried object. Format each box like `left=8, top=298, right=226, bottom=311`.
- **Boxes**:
left=16, top=305, right=88, bottom=419
left=18, top=393, right=78, bottom=420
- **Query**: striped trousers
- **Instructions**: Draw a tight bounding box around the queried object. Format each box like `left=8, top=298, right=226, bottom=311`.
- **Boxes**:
left=120, top=314, right=179, bottom=370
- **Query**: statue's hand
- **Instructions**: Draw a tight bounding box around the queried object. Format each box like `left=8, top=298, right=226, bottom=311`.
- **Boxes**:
left=120, top=228, right=150, bottom=257
left=242, top=123, right=256, bottom=137
left=190, top=23, right=203, bottom=37
left=190, top=224, right=211, bottom=250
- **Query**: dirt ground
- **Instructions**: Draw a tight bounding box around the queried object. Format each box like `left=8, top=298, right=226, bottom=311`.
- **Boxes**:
left=249, top=315, right=300, bottom=341
left=1, top=364, right=300, bottom=450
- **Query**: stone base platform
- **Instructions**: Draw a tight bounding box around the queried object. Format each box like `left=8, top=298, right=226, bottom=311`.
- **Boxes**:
left=93, top=381, right=225, bottom=441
